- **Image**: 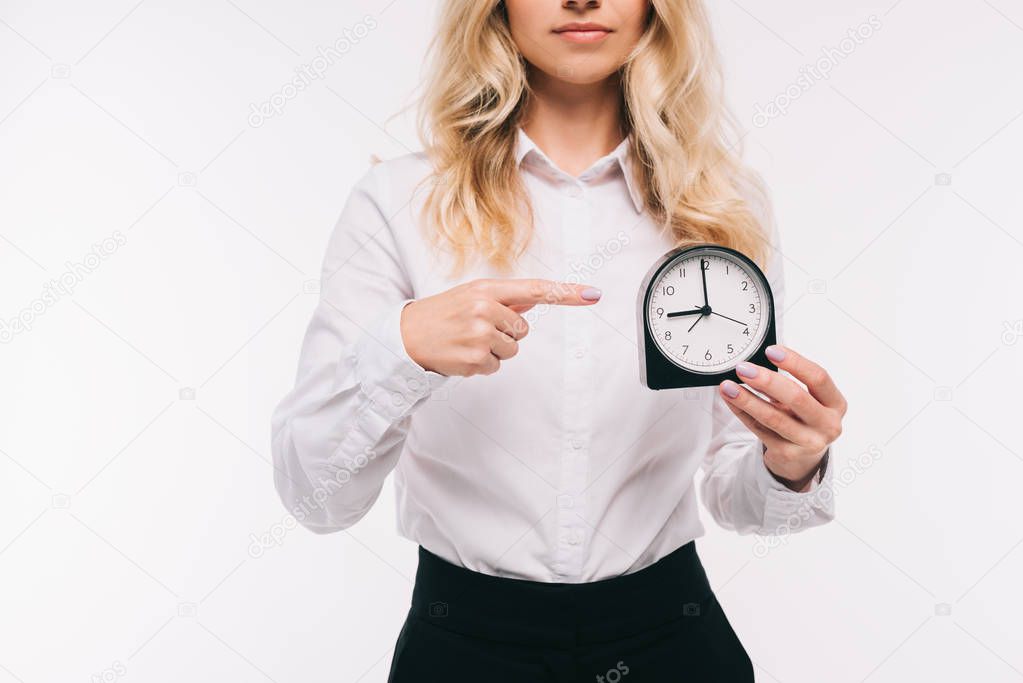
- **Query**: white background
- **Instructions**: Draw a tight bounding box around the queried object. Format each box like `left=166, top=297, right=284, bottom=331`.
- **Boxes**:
left=1, top=1, right=1021, bottom=681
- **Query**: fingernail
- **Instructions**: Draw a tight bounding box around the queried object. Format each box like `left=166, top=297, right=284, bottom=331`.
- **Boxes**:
left=765, top=345, right=786, bottom=363
left=736, top=361, right=758, bottom=378
left=581, top=287, right=602, bottom=301
left=721, top=379, right=740, bottom=398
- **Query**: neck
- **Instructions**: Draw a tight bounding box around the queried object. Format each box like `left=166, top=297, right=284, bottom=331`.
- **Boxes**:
left=520, top=68, right=625, bottom=177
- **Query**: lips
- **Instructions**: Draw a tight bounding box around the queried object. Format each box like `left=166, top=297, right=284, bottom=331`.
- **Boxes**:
left=554, top=22, right=612, bottom=33
left=553, top=22, right=613, bottom=43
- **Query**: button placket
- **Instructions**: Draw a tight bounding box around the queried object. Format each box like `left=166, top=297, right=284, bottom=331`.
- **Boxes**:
left=553, top=176, right=594, bottom=581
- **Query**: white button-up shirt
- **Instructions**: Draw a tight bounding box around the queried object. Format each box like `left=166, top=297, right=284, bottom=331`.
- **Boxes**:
left=271, top=127, right=835, bottom=582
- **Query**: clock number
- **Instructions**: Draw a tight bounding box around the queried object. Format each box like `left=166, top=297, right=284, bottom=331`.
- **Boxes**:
left=704, top=349, right=712, bottom=361
left=748, top=303, right=756, bottom=313
left=701, top=260, right=710, bottom=271
left=741, top=280, right=748, bottom=291
left=656, top=307, right=664, bottom=318
left=663, top=285, right=675, bottom=296
left=682, top=345, right=689, bottom=354
left=742, top=327, right=750, bottom=336
left=664, top=331, right=672, bottom=341
left=727, top=344, right=734, bottom=354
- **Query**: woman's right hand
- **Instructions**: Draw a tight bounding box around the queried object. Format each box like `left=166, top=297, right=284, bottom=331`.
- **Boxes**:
left=400, top=278, right=602, bottom=377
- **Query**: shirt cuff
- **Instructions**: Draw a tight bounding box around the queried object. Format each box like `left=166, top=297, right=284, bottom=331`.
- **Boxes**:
left=351, top=298, right=451, bottom=422
left=754, top=441, right=836, bottom=534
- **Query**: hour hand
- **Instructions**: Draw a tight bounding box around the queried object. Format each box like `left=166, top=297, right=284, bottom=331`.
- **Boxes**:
left=666, top=307, right=705, bottom=318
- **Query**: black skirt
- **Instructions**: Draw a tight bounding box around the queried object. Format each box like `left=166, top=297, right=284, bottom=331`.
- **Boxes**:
left=387, top=542, right=754, bottom=682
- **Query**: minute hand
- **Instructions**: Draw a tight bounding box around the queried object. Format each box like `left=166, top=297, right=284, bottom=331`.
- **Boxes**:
left=710, top=310, right=748, bottom=326
left=699, top=258, right=709, bottom=307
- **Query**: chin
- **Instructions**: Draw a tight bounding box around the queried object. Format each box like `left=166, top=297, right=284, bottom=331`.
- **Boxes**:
left=541, top=62, right=619, bottom=86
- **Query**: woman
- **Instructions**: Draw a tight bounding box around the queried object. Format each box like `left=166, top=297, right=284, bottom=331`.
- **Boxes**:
left=271, top=0, right=846, bottom=680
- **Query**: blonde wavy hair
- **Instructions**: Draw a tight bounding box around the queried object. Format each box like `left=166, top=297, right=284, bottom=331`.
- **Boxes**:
left=414, top=0, right=771, bottom=277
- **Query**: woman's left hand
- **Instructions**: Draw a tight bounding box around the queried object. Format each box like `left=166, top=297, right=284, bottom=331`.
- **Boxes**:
left=719, top=344, right=847, bottom=491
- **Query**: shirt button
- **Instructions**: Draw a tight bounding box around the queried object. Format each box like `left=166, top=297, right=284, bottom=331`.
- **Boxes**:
left=571, top=439, right=583, bottom=450
left=574, top=348, right=585, bottom=359
left=566, top=185, right=582, bottom=199
left=568, top=532, right=582, bottom=546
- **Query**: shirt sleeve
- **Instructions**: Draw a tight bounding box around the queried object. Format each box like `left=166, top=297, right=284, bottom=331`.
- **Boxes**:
left=270, top=163, right=450, bottom=534
left=698, top=177, right=836, bottom=536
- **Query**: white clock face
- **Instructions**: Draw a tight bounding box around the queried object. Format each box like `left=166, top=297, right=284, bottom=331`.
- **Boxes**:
left=645, top=249, right=771, bottom=374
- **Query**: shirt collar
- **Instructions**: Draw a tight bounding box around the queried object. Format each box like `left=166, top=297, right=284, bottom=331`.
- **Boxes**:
left=514, top=127, right=645, bottom=214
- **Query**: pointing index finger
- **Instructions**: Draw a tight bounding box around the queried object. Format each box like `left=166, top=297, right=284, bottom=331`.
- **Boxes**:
left=483, top=278, right=602, bottom=307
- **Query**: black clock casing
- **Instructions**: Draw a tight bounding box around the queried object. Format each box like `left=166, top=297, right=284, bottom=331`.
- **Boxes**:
left=637, top=244, right=779, bottom=390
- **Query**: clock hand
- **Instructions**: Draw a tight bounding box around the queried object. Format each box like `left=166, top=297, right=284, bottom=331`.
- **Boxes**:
left=687, top=313, right=705, bottom=333
left=709, top=311, right=748, bottom=326
left=665, top=307, right=705, bottom=318
left=699, top=258, right=709, bottom=307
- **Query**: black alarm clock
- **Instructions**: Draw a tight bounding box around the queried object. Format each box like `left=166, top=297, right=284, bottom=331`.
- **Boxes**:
left=637, top=244, right=778, bottom=390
